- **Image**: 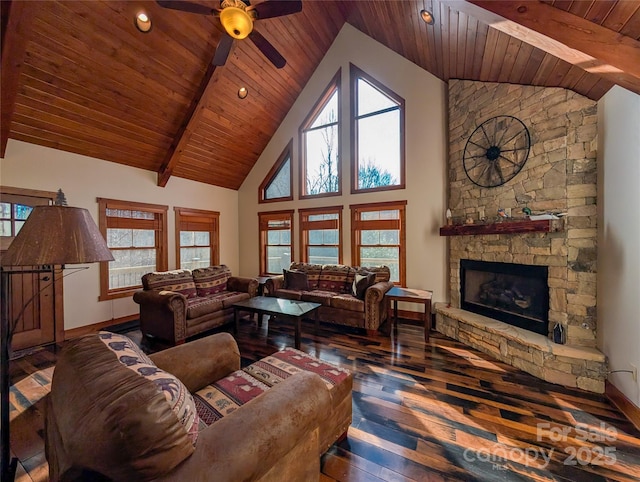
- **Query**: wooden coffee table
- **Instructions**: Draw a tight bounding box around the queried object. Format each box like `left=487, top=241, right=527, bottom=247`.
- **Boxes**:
left=233, top=296, right=321, bottom=349
left=386, top=287, right=433, bottom=342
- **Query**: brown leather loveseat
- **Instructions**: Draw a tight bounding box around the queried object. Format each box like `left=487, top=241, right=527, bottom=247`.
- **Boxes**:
left=133, top=265, right=258, bottom=345
left=45, top=331, right=352, bottom=481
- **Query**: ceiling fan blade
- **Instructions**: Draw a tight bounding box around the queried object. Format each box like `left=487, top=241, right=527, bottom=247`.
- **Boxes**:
left=248, top=30, right=286, bottom=69
left=156, top=1, right=217, bottom=16
left=252, top=0, right=302, bottom=20
left=213, top=33, right=234, bottom=66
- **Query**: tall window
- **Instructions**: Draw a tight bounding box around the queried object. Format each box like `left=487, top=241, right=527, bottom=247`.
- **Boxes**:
left=259, top=139, right=293, bottom=203
left=351, top=64, right=405, bottom=193
left=299, top=206, right=342, bottom=265
left=351, top=201, right=406, bottom=286
left=300, top=70, right=341, bottom=198
left=174, top=207, right=219, bottom=270
left=259, top=210, right=294, bottom=275
left=98, top=198, right=168, bottom=300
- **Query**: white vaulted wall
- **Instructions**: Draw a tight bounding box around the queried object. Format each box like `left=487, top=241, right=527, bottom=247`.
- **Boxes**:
left=0, top=140, right=239, bottom=330
left=237, top=24, right=449, bottom=307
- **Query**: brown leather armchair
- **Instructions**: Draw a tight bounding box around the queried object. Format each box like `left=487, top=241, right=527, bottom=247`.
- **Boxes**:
left=45, top=332, right=337, bottom=481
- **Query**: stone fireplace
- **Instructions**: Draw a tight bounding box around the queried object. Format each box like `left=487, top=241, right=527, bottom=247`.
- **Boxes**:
left=435, top=80, right=607, bottom=393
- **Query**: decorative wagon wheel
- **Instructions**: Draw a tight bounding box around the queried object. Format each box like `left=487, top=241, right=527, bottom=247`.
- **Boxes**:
left=462, top=115, right=531, bottom=188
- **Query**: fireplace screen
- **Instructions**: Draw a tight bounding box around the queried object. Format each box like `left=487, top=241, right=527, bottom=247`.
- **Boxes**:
left=460, top=259, right=549, bottom=335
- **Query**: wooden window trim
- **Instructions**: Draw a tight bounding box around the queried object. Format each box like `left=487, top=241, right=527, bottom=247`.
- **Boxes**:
left=97, top=198, right=168, bottom=301
left=350, top=63, right=406, bottom=194
left=259, top=139, right=294, bottom=204
left=299, top=205, right=343, bottom=264
left=350, top=200, right=407, bottom=286
left=174, top=207, right=220, bottom=269
left=299, top=69, right=342, bottom=200
left=258, top=209, right=294, bottom=276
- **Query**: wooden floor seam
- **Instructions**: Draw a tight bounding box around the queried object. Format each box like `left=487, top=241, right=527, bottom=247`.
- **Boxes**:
left=8, top=318, right=640, bottom=481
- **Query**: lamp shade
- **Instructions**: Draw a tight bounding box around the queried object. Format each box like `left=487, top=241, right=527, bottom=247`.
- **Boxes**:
left=0, top=205, right=114, bottom=266
left=220, top=6, right=253, bottom=39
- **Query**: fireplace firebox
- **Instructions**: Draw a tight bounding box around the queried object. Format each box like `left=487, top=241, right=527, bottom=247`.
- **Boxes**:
left=460, top=259, right=549, bottom=335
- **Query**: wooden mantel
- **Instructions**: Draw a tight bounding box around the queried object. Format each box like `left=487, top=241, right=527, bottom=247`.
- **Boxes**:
left=439, top=218, right=563, bottom=236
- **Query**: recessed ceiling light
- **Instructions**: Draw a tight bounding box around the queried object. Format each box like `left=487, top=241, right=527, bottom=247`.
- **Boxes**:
left=135, top=12, right=152, bottom=33
left=238, top=87, right=248, bottom=99
left=420, top=9, right=434, bottom=25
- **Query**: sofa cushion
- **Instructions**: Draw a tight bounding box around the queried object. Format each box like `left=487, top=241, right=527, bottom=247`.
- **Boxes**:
left=142, top=269, right=197, bottom=299
left=352, top=271, right=376, bottom=299
left=283, top=269, right=309, bottom=290
left=186, top=297, right=224, bottom=319
left=273, top=288, right=303, bottom=301
left=193, top=370, right=270, bottom=427
left=192, top=265, right=231, bottom=296
left=99, top=332, right=200, bottom=446
left=330, top=294, right=365, bottom=312
left=301, top=290, right=335, bottom=306
left=244, top=347, right=351, bottom=397
left=317, top=265, right=352, bottom=293
left=221, top=291, right=251, bottom=309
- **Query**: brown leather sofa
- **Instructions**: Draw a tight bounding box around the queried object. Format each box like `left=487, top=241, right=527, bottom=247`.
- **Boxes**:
left=133, top=265, right=258, bottom=345
left=45, top=331, right=353, bottom=481
left=265, top=262, right=394, bottom=335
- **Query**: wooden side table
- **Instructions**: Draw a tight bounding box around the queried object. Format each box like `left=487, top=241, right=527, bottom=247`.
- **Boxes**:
left=386, top=287, right=433, bottom=342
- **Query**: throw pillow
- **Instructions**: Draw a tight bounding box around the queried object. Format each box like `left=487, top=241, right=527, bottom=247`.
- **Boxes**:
left=283, top=269, right=309, bottom=290
left=352, top=271, right=376, bottom=300
left=98, top=332, right=200, bottom=446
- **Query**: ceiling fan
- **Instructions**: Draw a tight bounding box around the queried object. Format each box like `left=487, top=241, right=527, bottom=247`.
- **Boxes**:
left=156, top=0, right=302, bottom=69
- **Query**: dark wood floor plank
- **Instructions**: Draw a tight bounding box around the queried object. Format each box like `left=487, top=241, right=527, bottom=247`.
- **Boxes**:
left=8, top=319, right=640, bottom=482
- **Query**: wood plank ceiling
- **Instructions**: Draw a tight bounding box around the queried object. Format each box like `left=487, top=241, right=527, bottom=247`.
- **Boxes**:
left=1, top=1, right=639, bottom=190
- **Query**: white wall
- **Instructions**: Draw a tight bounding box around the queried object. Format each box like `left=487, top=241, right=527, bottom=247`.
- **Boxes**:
left=0, top=140, right=239, bottom=330
left=597, top=86, right=640, bottom=407
left=238, top=24, right=449, bottom=306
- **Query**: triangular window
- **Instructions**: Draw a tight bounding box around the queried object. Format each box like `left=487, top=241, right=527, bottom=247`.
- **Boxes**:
left=259, top=139, right=293, bottom=203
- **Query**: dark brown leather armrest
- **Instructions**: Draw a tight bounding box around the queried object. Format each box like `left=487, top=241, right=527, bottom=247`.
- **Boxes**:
left=133, top=289, right=186, bottom=309
left=227, top=276, right=259, bottom=297
left=265, top=275, right=284, bottom=295
left=365, top=280, right=394, bottom=304
left=149, top=332, right=240, bottom=392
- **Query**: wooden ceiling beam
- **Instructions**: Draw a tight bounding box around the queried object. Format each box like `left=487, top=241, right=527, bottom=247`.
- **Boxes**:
left=157, top=59, right=220, bottom=187
left=1, top=1, right=34, bottom=158
left=446, top=0, right=640, bottom=95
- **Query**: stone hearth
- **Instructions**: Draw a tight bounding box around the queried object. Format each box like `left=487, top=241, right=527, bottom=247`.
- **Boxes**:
left=435, top=304, right=606, bottom=392
left=440, top=80, right=607, bottom=393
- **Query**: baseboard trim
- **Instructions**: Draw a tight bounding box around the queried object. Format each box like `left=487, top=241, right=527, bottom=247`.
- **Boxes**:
left=605, top=381, right=640, bottom=431
left=64, top=314, right=139, bottom=340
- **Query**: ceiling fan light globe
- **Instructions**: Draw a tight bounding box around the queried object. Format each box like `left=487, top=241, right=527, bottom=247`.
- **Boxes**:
left=220, top=7, right=253, bottom=39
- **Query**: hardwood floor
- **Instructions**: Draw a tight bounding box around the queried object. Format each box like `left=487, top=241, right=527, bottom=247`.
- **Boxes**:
left=8, top=317, right=640, bottom=481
